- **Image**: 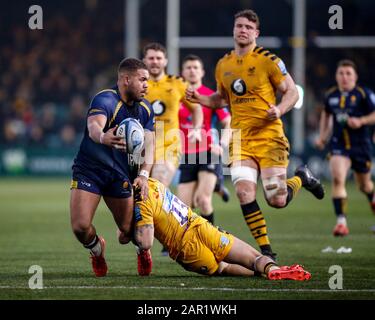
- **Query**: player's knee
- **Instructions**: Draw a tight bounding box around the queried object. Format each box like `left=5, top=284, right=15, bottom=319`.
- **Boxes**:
left=357, top=180, right=373, bottom=194
left=234, top=182, right=257, bottom=202
left=71, top=220, right=91, bottom=235
left=195, top=194, right=212, bottom=213
left=266, top=196, right=287, bottom=208
left=332, top=175, right=345, bottom=187
left=262, top=176, right=287, bottom=208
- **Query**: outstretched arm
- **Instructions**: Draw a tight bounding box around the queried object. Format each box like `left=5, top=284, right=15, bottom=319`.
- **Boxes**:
left=185, top=88, right=227, bottom=109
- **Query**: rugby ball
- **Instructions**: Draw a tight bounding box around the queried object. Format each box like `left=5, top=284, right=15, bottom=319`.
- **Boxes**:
left=116, top=118, right=145, bottom=154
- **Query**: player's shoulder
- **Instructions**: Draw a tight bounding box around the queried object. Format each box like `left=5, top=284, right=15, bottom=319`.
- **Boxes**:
left=253, top=46, right=278, bottom=61
left=166, top=74, right=186, bottom=84
left=91, top=88, right=119, bottom=105
left=324, top=86, right=339, bottom=98
left=355, top=85, right=374, bottom=99
left=93, top=88, right=118, bottom=100
left=218, top=50, right=235, bottom=65
left=138, top=98, right=154, bottom=117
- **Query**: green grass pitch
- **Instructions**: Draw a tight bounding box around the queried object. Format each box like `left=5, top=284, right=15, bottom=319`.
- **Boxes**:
left=0, top=177, right=374, bottom=300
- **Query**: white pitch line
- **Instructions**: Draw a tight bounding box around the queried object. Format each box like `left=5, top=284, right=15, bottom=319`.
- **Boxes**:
left=1, top=286, right=375, bottom=293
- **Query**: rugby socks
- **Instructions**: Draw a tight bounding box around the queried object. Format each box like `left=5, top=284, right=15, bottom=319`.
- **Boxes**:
left=333, top=198, right=348, bottom=225
left=202, top=212, right=214, bottom=224
left=84, top=235, right=102, bottom=257
left=366, top=191, right=374, bottom=204
left=285, top=176, right=302, bottom=206
left=241, top=201, right=271, bottom=249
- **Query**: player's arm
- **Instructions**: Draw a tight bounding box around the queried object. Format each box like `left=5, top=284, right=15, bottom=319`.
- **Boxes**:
left=135, top=224, right=154, bottom=250
left=219, top=115, right=232, bottom=148
left=348, top=89, right=375, bottom=129
left=133, top=130, right=155, bottom=200
left=185, top=89, right=227, bottom=109
left=87, top=114, right=126, bottom=149
left=315, top=110, right=333, bottom=150
left=348, top=111, right=375, bottom=129
left=267, top=74, right=299, bottom=120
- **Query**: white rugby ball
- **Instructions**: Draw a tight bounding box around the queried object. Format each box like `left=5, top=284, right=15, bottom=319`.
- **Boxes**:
left=117, top=118, right=145, bottom=154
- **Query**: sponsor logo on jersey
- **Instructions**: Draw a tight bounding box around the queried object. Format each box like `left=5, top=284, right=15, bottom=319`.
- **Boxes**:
left=277, top=59, right=287, bottom=75
left=231, top=79, right=246, bottom=96
left=329, top=97, right=340, bottom=106
left=370, top=93, right=375, bottom=105
left=219, top=235, right=230, bottom=248
left=162, top=189, right=174, bottom=212
left=247, top=66, right=256, bottom=76
left=134, top=205, right=142, bottom=222
left=151, top=100, right=166, bottom=116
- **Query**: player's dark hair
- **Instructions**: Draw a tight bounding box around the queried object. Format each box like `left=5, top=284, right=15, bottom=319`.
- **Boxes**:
left=234, top=9, right=260, bottom=29
left=118, top=58, right=147, bottom=74
left=143, top=42, right=167, bottom=58
left=337, top=59, right=357, bottom=73
left=181, top=54, right=204, bottom=68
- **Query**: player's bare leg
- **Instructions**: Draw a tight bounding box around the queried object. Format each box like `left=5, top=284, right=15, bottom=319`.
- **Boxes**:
left=103, top=196, right=134, bottom=239
left=194, top=171, right=217, bottom=223
left=152, top=161, right=178, bottom=255
left=177, top=181, right=196, bottom=207
left=330, top=155, right=351, bottom=236
left=70, top=189, right=107, bottom=276
left=354, top=171, right=375, bottom=208
left=231, top=159, right=275, bottom=259
left=261, top=167, right=288, bottom=208
left=151, top=161, right=177, bottom=187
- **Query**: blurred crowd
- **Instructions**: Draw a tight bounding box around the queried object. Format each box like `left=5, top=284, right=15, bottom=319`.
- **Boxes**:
left=1, top=0, right=374, bottom=152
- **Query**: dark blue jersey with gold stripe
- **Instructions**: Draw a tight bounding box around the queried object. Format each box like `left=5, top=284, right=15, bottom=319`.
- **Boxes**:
left=73, top=87, right=155, bottom=179
left=324, top=86, right=375, bottom=151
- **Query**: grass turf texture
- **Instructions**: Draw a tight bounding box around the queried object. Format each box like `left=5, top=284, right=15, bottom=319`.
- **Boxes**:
left=0, top=178, right=374, bottom=300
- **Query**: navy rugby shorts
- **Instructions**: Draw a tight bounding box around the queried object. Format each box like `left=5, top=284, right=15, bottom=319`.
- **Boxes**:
left=71, top=164, right=132, bottom=198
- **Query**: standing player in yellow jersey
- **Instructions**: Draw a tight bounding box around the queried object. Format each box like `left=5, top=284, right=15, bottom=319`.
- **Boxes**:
left=186, top=9, right=324, bottom=259
left=120, top=178, right=311, bottom=281
left=143, top=43, right=203, bottom=188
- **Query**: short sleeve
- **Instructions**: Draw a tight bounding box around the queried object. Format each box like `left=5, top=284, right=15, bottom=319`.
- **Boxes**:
left=215, top=60, right=225, bottom=96
left=87, top=92, right=114, bottom=119
left=364, top=88, right=375, bottom=113
left=134, top=201, right=154, bottom=227
left=267, top=57, right=287, bottom=87
left=324, top=93, right=333, bottom=114
left=140, top=100, right=155, bottom=131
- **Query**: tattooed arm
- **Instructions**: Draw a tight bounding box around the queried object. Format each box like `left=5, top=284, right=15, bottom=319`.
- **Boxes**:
left=134, top=224, right=154, bottom=250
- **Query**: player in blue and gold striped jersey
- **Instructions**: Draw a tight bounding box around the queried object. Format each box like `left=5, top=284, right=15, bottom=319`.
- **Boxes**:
left=70, top=58, right=155, bottom=277
left=316, top=59, right=375, bottom=236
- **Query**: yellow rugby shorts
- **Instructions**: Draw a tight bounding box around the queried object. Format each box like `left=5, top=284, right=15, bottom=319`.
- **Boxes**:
left=176, top=222, right=234, bottom=275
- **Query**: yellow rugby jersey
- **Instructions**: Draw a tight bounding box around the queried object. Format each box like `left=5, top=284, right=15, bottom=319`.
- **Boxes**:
left=134, top=178, right=205, bottom=260
left=145, top=74, right=195, bottom=145
left=216, top=46, right=287, bottom=135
